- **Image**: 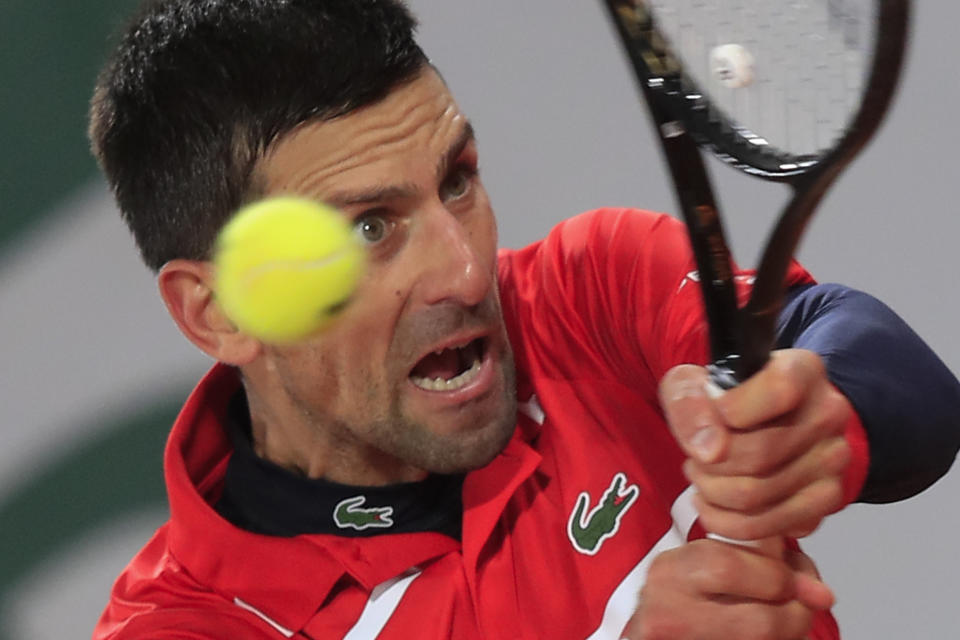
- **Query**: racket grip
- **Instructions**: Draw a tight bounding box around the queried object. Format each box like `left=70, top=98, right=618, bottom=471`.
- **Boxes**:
left=706, top=358, right=741, bottom=390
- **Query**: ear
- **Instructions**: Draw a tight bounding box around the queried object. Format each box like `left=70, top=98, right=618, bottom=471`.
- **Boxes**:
left=157, top=259, right=262, bottom=365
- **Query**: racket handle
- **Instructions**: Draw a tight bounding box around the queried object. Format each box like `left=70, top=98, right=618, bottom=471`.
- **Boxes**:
left=706, top=357, right=744, bottom=390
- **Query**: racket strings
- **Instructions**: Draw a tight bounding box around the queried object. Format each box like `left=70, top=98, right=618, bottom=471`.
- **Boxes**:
left=649, top=0, right=875, bottom=159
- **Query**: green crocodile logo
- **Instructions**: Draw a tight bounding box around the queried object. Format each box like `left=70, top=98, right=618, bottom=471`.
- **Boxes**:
left=567, top=472, right=640, bottom=555
left=333, top=496, right=394, bottom=531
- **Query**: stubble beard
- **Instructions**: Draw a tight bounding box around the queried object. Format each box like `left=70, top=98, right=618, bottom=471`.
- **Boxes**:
left=368, top=342, right=518, bottom=474
left=278, top=295, right=520, bottom=480
left=362, top=292, right=520, bottom=475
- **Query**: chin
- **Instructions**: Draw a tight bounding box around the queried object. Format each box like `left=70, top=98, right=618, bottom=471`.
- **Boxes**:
left=415, top=399, right=519, bottom=474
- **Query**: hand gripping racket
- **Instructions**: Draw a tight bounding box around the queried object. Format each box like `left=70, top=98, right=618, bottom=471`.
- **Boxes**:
left=603, top=0, right=909, bottom=386
left=602, top=1, right=910, bottom=549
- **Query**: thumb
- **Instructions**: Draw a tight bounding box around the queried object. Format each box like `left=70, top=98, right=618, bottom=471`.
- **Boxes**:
left=787, top=548, right=835, bottom=611
left=659, top=364, right=729, bottom=464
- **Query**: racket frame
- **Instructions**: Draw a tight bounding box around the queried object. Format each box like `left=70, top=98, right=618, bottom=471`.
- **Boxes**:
left=603, top=0, right=910, bottom=381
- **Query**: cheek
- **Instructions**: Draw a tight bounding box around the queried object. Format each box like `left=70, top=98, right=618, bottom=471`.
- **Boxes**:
left=279, top=337, right=380, bottom=420
left=271, top=342, right=343, bottom=412
left=320, top=286, right=403, bottom=382
left=324, top=320, right=382, bottom=374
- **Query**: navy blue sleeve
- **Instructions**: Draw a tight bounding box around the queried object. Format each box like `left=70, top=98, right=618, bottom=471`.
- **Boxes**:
left=776, top=283, right=960, bottom=503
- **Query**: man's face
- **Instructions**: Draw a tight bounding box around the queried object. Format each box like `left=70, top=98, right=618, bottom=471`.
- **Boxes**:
left=251, top=68, right=517, bottom=481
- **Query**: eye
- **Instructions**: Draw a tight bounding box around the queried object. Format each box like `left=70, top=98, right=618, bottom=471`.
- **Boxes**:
left=353, top=212, right=393, bottom=246
left=439, top=165, right=477, bottom=202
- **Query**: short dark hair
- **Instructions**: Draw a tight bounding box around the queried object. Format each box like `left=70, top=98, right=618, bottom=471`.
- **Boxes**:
left=90, top=0, right=427, bottom=271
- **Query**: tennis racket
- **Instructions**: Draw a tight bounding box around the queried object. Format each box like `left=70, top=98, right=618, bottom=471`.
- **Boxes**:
left=602, top=0, right=910, bottom=386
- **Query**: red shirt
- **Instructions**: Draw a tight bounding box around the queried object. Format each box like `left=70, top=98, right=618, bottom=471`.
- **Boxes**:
left=94, top=209, right=867, bottom=639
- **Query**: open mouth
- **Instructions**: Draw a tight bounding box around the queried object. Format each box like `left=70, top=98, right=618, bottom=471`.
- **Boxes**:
left=409, top=337, right=486, bottom=392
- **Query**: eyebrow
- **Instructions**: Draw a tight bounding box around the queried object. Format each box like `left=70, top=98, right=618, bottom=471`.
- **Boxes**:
left=436, top=120, right=476, bottom=182
left=323, top=120, right=476, bottom=208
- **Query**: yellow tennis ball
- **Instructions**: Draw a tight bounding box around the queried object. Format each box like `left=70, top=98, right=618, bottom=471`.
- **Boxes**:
left=213, top=197, right=365, bottom=343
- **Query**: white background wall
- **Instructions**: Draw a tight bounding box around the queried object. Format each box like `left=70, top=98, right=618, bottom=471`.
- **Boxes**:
left=2, top=1, right=957, bottom=637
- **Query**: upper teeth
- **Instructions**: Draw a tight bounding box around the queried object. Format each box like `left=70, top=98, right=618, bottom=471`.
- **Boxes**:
left=411, top=354, right=482, bottom=392
left=436, top=340, right=470, bottom=356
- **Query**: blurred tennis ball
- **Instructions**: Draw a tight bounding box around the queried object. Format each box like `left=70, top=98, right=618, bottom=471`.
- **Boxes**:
left=213, top=196, right=365, bottom=343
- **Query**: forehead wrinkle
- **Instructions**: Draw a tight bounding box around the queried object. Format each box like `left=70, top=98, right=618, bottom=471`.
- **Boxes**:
left=262, top=72, right=465, bottom=200
left=324, top=181, right=420, bottom=208
left=295, top=123, right=427, bottom=197
left=323, top=119, right=474, bottom=207
left=269, top=120, right=419, bottom=197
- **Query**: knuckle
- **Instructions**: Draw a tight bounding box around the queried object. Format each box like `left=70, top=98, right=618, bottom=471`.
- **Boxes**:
left=825, top=437, right=851, bottom=473
left=773, top=349, right=813, bottom=383
left=767, top=350, right=822, bottom=405
left=820, top=388, right=852, bottom=434
left=799, top=479, right=844, bottom=518
left=786, top=348, right=825, bottom=377
left=765, top=363, right=797, bottom=406
left=822, top=479, right=845, bottom=512
left=646, top=548, right=681, bottom=584
left=800, top=349, right=827, bottom=375
left=645, top=557, right=669, bottom=585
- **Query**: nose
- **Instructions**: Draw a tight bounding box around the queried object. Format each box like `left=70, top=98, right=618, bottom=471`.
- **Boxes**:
left=413, top=206, right=492, bottom=308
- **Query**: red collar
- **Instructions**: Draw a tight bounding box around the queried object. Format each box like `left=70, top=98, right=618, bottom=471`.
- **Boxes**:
left=163, top=363, right=541, bottom=634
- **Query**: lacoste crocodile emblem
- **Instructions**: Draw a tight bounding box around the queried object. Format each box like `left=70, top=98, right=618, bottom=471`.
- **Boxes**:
left=567, top=472, right=640, bottom=555
left=333, top=496, right=394, bottom=530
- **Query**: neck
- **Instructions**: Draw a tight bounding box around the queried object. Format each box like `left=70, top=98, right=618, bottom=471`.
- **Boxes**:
left=239, top=367, right=427, bottom=486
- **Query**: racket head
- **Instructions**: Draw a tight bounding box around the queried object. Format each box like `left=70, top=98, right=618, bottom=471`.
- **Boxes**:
left=607, top=0, right=910, bottom=181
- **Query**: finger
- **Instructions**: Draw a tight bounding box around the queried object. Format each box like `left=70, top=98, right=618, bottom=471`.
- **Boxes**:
left=694, top=478, right=845, bottom=540
left=620, top=599, right=814, bottom=640
left=685, top=437, right=850, bottom=512
left=787, top=550, right=835, bottom=610
left=696, top=389, right=850, bottom=477
left=787, top=547, right=822, bottom=579
left=659, top=364, right=728, bottom=463
left=713, top=350, right=824, bottom=429
left=713, top=600, right=815, bottom=640
left=626, top=542, right=817, bottom=640
left=619, top=597, right=692, bottom=640
left=663, top=539, right=798, bottom=602
left=793, top=573, right=835, bottom=612
left=783, top=516, right=826, bottom=539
